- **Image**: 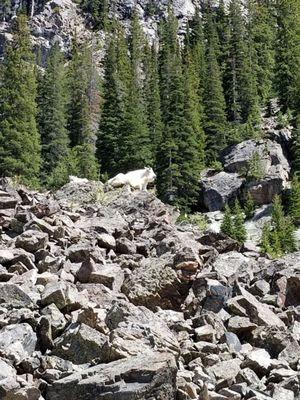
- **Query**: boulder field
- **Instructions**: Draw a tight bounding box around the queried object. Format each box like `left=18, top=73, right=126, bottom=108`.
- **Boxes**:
left=0, top=178, right=299, bottom=400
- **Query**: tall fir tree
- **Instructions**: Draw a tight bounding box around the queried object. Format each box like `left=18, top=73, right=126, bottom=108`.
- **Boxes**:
left=143, top=43, right=163, bottom=162
left=67, top=35, right=99, bottom=179
left=225, top=0, right=260, bottom=124
left=119, top=10, right=152, bottom=171
left=157, top=8, right=204, bottom=209
left=0, top=15, right=41, bottom=186
left=248, top=0, right=275, bottom=105
left=97, top=22, right=131, bottom=177
left=289, top=175, right=300, bottom=224
left=275, top=0, right=300, bottom=111
left=37, top=42, right=70, bottom=185
left=157, top=9, right=184, bottom=204
left=293, top=115, right=300, bottom=175
left=203, top=6, right=227, bottom=163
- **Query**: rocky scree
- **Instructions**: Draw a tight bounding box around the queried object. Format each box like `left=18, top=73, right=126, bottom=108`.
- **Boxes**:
left=0, top=178, right=299, bottom=399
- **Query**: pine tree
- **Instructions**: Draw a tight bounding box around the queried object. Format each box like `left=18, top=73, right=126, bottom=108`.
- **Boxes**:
left=97, top=22, right=131, bottom=177
left=203, top=7, right=227, bottom=163
left=143, top=43, right=163, bottom=163
left=0, top=15, right=41, bottom=186
left=233, top=199, right=247, bottom=244
left=225, top=0, right=260, bottom=124
left=156, top=9, right=184, bottom=204
left=275, top=0, right=300, bottom=111
left=80, top=0, right=109, bottom=30
left=289, top=175, right=300, bottom=224
left=248, top=0, right=275, bottom=104
left=261, top=195, right=296, bottom=257
left=244, top=192, right=255, bottom=219
left=188, top=7, right=206, bottom=101
left=221, top=204, right=234, bottom=237
left=157, top=8, right=204, bottom=209
left=119, top=10, right=152, bottom=171
left=37, top=42, right=70, bottom=185
left=292, top=115, right=300, bottom=174
left=67, top=36, right=99, bottom=179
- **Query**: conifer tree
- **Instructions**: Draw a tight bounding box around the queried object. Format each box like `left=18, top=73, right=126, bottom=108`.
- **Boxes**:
left=80, top=0, right=109, bottom=30
left=67, top=36, right=99, bottom=179
left=225, top=0, right=260, bottom=124
left=289, top=175, right=300, bottom=224
left=248, top=0, right=275, bottom=104
left=157, top=8, right=204, bottom=209
left=143, top=43, right=163, bottom=161
left=261, top=195, right=296, bottom=257
left=37, top=42, right=70, bottom=185
left=156, top=9, right=184, bottom=204
left=203, top=7, right=227, bottom=163
left=221, top=205, right=234, bottom=237
left=0, top=15, right=41, bottom=186
left=221, top=200, right=246, bottom=244
left=119, top=11, right=152, bottom=171
left=275, top=0, right=300, bottom=111
left=244, top=192, right=255, bottom=219
left=188, top=7, right=206, bottom=101
left=97, top=22, right=131, bottom=177
left=233, top=199, right=247, bottom=244
left=292, top=115, right=300, bottom=175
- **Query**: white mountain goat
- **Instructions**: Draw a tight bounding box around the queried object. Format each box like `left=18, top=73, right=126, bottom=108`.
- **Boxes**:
left=69, top=176, right=89, bottom=184
left=107, top=167, right=156, bottom=191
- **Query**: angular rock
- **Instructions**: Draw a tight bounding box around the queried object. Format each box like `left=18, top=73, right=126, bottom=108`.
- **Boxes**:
left=97, top=232, right=116, bottom=251
left=242, top=349, right=272, bottom=376
left=52, top=323, right=107, bottom=364
left=46, top=352, right=177, bottom=400
left=227, top=286, right=285, bottom=327
left=0, top=283, right=35, bottom=309
left=228, top=316, right=257, bottom=334
left=105, top=300, right=179, bottom=359
left=41, top=282, right=85, bottom=311
left=201, top=170, right=245, bottom=211
left=121, top=257, right=184, bottom=310
left=207, top=359, right=242, bottom=381
left=212, top=252, right=253, bottom=278
left=16, top=230, right=48, bottom=253
left=0, top=323, right=37, bottom=364
left=41, top=304, right=66, bottom=337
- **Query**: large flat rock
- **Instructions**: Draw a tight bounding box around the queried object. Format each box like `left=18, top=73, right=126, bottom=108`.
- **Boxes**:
left=46, top=352, right=177, bottom=400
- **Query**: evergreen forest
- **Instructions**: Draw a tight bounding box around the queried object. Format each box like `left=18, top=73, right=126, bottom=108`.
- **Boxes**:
left=0, top=0, right=300, bottom=214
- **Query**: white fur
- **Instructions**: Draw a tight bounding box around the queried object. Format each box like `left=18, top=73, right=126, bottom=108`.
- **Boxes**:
left=69, top=175, right=89, bottom=184
left=107, top=167, right=156, bottom=191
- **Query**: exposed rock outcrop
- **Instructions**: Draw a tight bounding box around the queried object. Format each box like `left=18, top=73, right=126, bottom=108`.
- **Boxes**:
left=0, top=178, right=298, bottom=400
left=201, top=138, right=291, bottom=210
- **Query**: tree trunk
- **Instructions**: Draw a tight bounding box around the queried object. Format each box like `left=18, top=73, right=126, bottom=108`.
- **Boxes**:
left=30, top=0, right=34, bottom=18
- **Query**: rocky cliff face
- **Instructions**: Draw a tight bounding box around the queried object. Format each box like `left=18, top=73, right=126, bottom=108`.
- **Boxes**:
left=0, top=178, right=299, bottom=400
left=0, top=0, right=197, bottom=62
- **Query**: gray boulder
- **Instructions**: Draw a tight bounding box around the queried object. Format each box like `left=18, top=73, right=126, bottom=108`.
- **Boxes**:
left=222, top=139, right=290, bottom=205
left=52, top=323, right=107, bottom=364
left=15, top=230, right=48, bottom=253
left=201, top=171, right=245, bottom=211
left=0, top=283, right=35, bottom=309
left=105, top=300, right=179, bottom=360
left=46, top=352, right=177, bottom=400
left=121, top=256, right=184, bottom=310
left=0, top=323, right=37, bottom=364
